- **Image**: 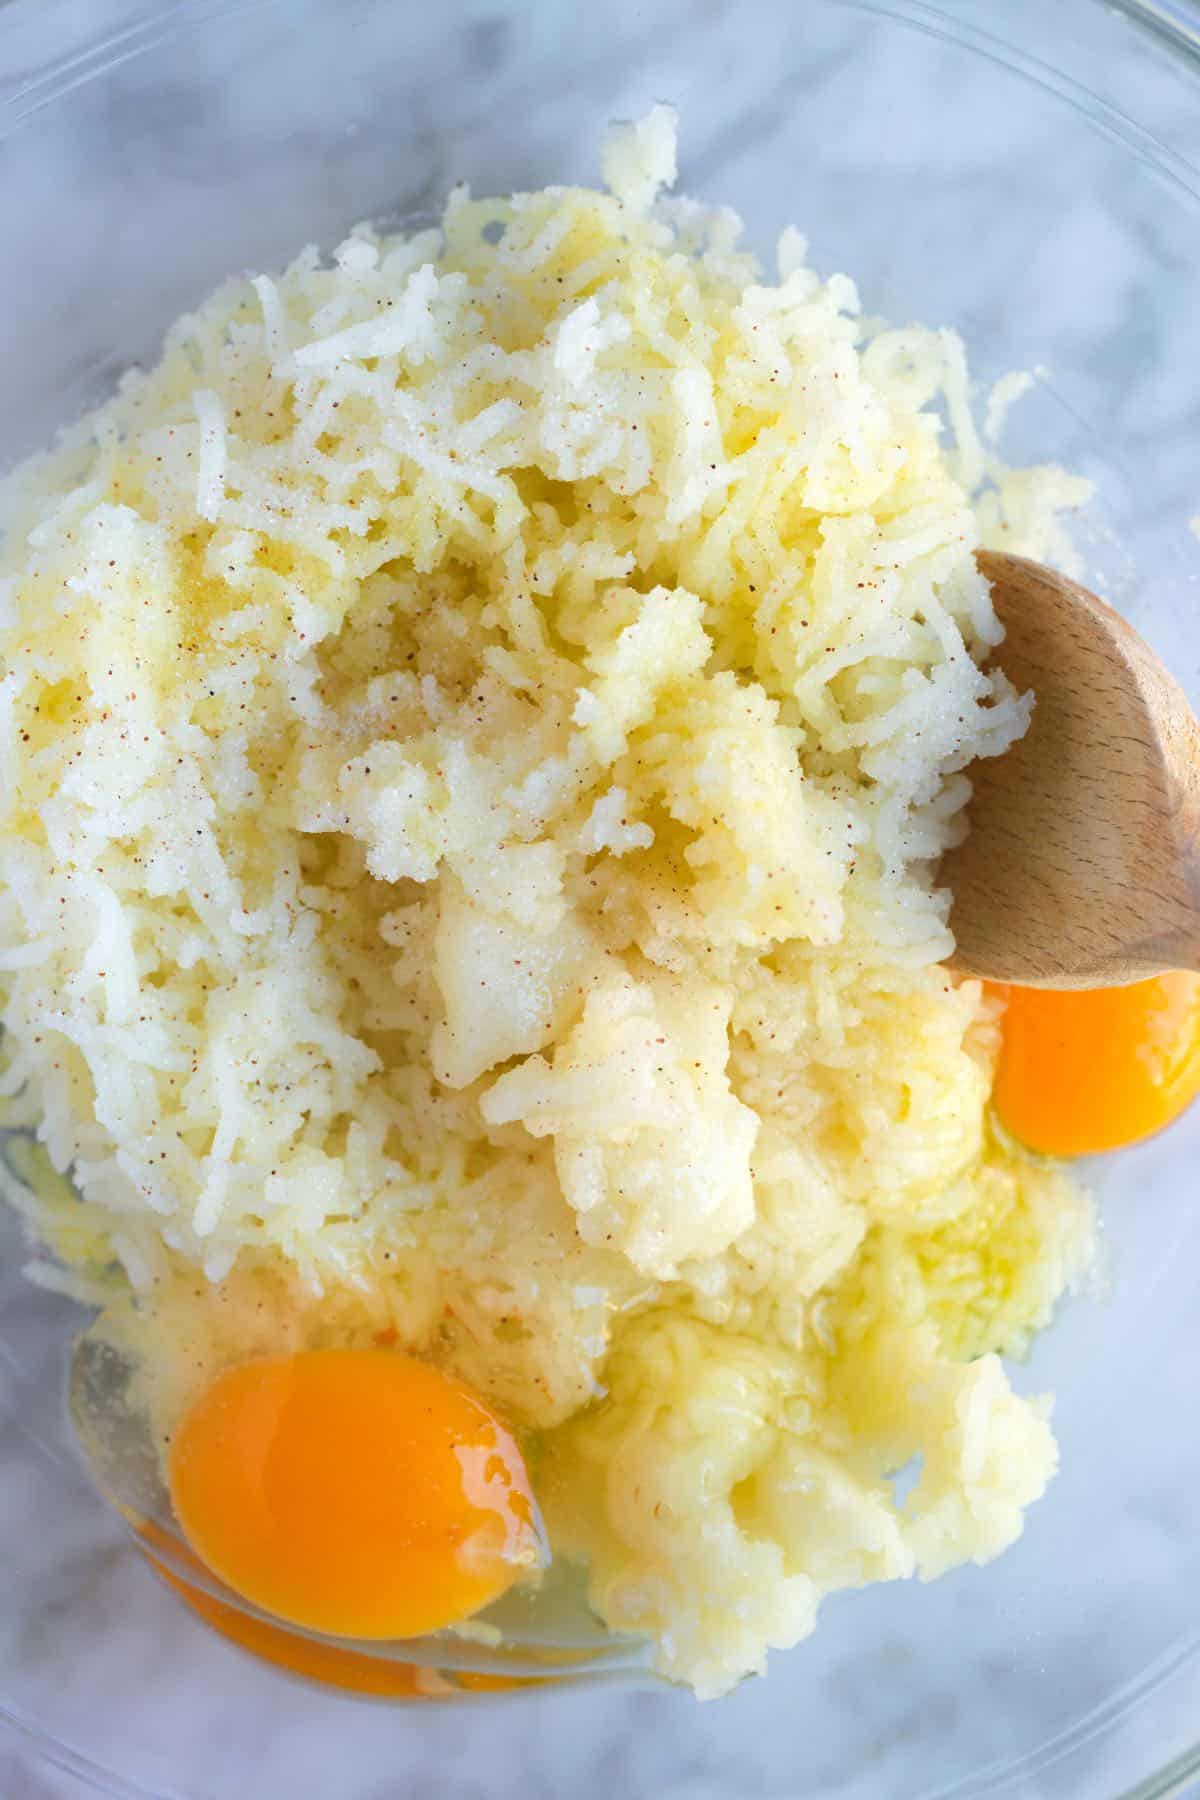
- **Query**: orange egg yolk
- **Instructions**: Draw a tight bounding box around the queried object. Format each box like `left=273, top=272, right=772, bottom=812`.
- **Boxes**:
left=167, top=1347, right=545, bottom=1641
left=988, top=973, right=1200, bottom=1156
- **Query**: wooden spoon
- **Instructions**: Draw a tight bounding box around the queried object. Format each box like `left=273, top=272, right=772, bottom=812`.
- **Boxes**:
left=942, top=550, right=1200, bottom=989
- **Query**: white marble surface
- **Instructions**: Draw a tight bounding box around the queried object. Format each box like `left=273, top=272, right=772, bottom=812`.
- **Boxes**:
left=4, top=0, right=1200, bottom=1795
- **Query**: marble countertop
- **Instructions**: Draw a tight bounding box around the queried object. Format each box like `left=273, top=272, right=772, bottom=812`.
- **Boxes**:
left=3, top=0, right=1200, bottom=1795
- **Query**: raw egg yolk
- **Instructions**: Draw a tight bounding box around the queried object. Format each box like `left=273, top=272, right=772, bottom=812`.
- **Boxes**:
left=989, top=973, right=1200, bottom=1156
left=167, top=1347, right=545, bottom=1640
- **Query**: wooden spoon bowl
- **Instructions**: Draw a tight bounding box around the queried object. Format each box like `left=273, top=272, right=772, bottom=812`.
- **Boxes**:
left=943, top=551, right=1200, bottom=989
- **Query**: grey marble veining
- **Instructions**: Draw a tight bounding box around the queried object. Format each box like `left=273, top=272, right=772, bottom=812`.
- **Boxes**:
left=3, top=0, right=1200, bottom=1796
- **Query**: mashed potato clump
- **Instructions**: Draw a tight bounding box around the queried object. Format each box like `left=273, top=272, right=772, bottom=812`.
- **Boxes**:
left=0, top=109, right=1093, bottom=1694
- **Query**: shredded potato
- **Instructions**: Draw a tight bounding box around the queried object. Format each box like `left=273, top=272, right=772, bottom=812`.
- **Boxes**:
left=0, top=108, right=1093, bottom=1694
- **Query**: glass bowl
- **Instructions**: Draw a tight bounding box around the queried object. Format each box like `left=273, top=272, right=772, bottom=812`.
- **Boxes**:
left=3, top=0, right=1200, bottom=1794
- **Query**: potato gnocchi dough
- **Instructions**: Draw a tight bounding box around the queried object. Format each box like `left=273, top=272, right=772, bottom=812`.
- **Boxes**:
left=0, top=109, right=1092, bottom=1694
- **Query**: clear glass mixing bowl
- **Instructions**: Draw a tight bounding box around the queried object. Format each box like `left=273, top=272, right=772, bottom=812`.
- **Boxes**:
left=3, top=0, right=1200, bottom=1794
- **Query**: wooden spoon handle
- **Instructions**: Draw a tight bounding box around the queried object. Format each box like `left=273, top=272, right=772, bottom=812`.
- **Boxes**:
left=1132, top=651, right=1200, bottom=974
